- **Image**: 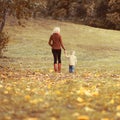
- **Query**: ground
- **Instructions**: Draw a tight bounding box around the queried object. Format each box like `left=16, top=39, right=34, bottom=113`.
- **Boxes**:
left=0, top=18, right=120, bottom=120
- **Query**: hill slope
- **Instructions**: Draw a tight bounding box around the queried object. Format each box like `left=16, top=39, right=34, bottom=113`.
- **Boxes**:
left=0, top=18, right=120, bottom=120
left=2, top=18, right=120, bottom=72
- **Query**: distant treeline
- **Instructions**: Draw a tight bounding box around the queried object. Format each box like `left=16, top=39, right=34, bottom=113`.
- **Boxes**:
left=0, top=0, right=120, bottom=30
left=45, top=0, right=120, bottom=30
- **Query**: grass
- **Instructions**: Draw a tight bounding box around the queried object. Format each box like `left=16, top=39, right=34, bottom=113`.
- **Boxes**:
left=2, top=18, right=120, bottom=71
left=0, top=18, right=120, bottom=120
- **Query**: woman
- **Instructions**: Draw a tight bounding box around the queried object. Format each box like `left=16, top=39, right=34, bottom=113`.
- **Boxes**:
left=48, top=27, right=66, bottom=72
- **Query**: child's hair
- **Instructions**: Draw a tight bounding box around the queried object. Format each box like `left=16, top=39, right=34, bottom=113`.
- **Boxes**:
left=71, top=50, right=75, bottom=55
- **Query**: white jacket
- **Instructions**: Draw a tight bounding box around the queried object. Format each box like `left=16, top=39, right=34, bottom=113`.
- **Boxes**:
left=66, top=54, right=77, bottom=66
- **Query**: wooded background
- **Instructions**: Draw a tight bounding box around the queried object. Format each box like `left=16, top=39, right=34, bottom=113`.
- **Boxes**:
left=0, top=0, right=120, bottom=32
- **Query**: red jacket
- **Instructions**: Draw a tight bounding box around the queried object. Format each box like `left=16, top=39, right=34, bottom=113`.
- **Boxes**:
left=48, top=33, right=65, bottom=50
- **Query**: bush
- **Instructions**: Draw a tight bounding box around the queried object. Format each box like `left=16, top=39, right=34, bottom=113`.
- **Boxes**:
left=0, top=32, right=9, bottom=57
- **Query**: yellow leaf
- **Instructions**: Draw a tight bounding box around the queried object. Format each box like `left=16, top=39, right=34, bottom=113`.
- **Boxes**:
left=3, top=99, right=9, bottom=103
left=101, top=118, right=110, bottom=120
left=77, top=115, right=89, bottom=120
left=30, top=98, right=43, bottom=105
left=24, top=95, right=31, bottom=101
left=4, top=90, right=9, bottom=94
left=30, top=99, right=38, bottom=104
left=84, top=90, right=92, bottom=97
left=92, top=91, right=99, bottom=96
left=38, top=98, right=44, bottom=102
left=109, top=99, right=114, bottom=104
left=101, top=110, right=107, bottom=114
left=23, top=117, right=38, bottom=120
left=26, top=88, right=31, bottom=91
left=4, top=116, right=11, bottom=120
left=72, top=112, right=80, bottom=117
left=116, top=105, right=120, bottom=111
left=76, top=87, right=86, bottom=95
left=77, top=97, right=84, bottom=103
left=50, top=117, right=57, bottom=120
left=6, top=87, right=12, bottom=91
left=94, top=73, right=100, bottom=77
left=116, top=112, right=120, bottom=117
left=84, top=106, right=95, bottom=112
left=55, top=90, right=61, bottom=95
left=47, top=84, right=51, bottom=89
left=0, top=84, right=3, bottom=88
left=49, top=69, right=54, bottom=73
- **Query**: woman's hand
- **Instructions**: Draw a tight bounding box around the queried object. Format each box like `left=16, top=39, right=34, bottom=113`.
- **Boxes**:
left=64, top=49, right=66, bottom=54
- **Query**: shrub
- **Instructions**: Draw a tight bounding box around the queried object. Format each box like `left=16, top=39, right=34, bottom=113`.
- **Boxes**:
left=0, top=32, right=9, bottom=57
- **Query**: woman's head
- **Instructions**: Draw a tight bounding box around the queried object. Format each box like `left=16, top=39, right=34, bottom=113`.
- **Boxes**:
left=53, top=27, right=60, bottom=34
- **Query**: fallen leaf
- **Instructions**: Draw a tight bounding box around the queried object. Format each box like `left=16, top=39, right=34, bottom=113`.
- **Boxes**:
left=72, top=112, right=80, bottom=117
left=116, top=112, right=120, bottom=117
left=77, top=115, right=89, bottom=120
left=92, top=91, right=99, bottom=96
left=77, top=97, right=84, bottom=103
left=49, top=69, right=54, bottom=73
left=76, top=87, right=86, bottom=95
left=101, top=118, right=110, bottom=120
left=24, top=95, right=31, bottom=101
left=4, top=116, right=11, bottom=120
left=23, top=117, right=38, bottom=120
left=0, top=84, right=3, bottom=88
left=30, top=98, right=43, bottom=105
left=55, top=90, right=61, bottom=95
left=116, top=105, right=120, bottom=111
left=84, top=106, right=95, bottom=112
left=50, top=117, right=57, bottom=120
left=4, top=90, right=9, bottom=94
left=109, top=99, right=114, bottom=104
left=6, top=87, right=12, bottom=91
left=84, top=90, right=92, bottom=97
left=1, top=74, right=7, bottom=79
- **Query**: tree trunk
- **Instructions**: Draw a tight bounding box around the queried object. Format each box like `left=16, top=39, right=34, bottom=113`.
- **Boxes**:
left=0, top=9, right=7, bottom=33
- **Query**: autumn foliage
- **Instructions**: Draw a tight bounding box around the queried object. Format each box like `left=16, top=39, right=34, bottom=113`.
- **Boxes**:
left=0, top=67, right=120, bottom=120
left=0, top=32, right=9, bottom=57
left=46, top=0, right=120, bottom=30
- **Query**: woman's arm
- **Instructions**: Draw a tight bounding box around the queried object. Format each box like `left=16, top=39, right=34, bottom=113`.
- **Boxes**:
left=48, top=35, right=53, bottom=47
left=65, top=51, right=70, bottom=58
left=59, top=35, right=65, bottom=50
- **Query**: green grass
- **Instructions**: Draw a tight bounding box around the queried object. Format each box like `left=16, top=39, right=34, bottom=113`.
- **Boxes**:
left=0, top=18, right=120, bottom=120
left=2, top=18, right=120, bottom=71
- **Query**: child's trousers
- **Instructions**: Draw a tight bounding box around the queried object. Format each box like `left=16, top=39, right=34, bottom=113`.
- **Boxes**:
left=69, top=65, right=75, bottom=73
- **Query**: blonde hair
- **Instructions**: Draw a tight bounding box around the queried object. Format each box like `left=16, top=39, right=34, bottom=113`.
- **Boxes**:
left=53, top=27, right=60, bottom=34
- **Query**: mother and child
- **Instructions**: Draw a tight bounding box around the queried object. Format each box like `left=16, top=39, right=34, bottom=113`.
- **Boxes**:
left=48, top=27, right=77, bottom=73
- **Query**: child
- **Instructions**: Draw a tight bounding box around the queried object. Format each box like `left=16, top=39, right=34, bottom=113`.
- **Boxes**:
left=65, top=50, right=77, bottom=73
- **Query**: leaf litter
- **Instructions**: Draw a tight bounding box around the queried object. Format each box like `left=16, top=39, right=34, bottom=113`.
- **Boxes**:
left=0, top=67, right=120, bottom=120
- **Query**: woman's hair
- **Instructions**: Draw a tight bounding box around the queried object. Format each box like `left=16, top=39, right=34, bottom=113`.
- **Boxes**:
left=53, top=27, right=60, bottom=34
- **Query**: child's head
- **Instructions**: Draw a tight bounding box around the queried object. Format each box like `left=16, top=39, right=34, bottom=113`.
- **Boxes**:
left=71, top=50, right=75, bottom=55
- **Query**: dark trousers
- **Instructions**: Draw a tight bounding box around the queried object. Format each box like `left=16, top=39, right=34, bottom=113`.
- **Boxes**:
left=69, top=65, right=75, bottom=73
left=52, top=49, right=61, bottom=64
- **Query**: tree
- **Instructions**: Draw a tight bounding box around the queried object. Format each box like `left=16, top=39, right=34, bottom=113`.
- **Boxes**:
left=0, top=0, right=47, bottom=57
left=0, top=0, right=48, bottom=32
left=106, top=0, right=120, bottom=29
